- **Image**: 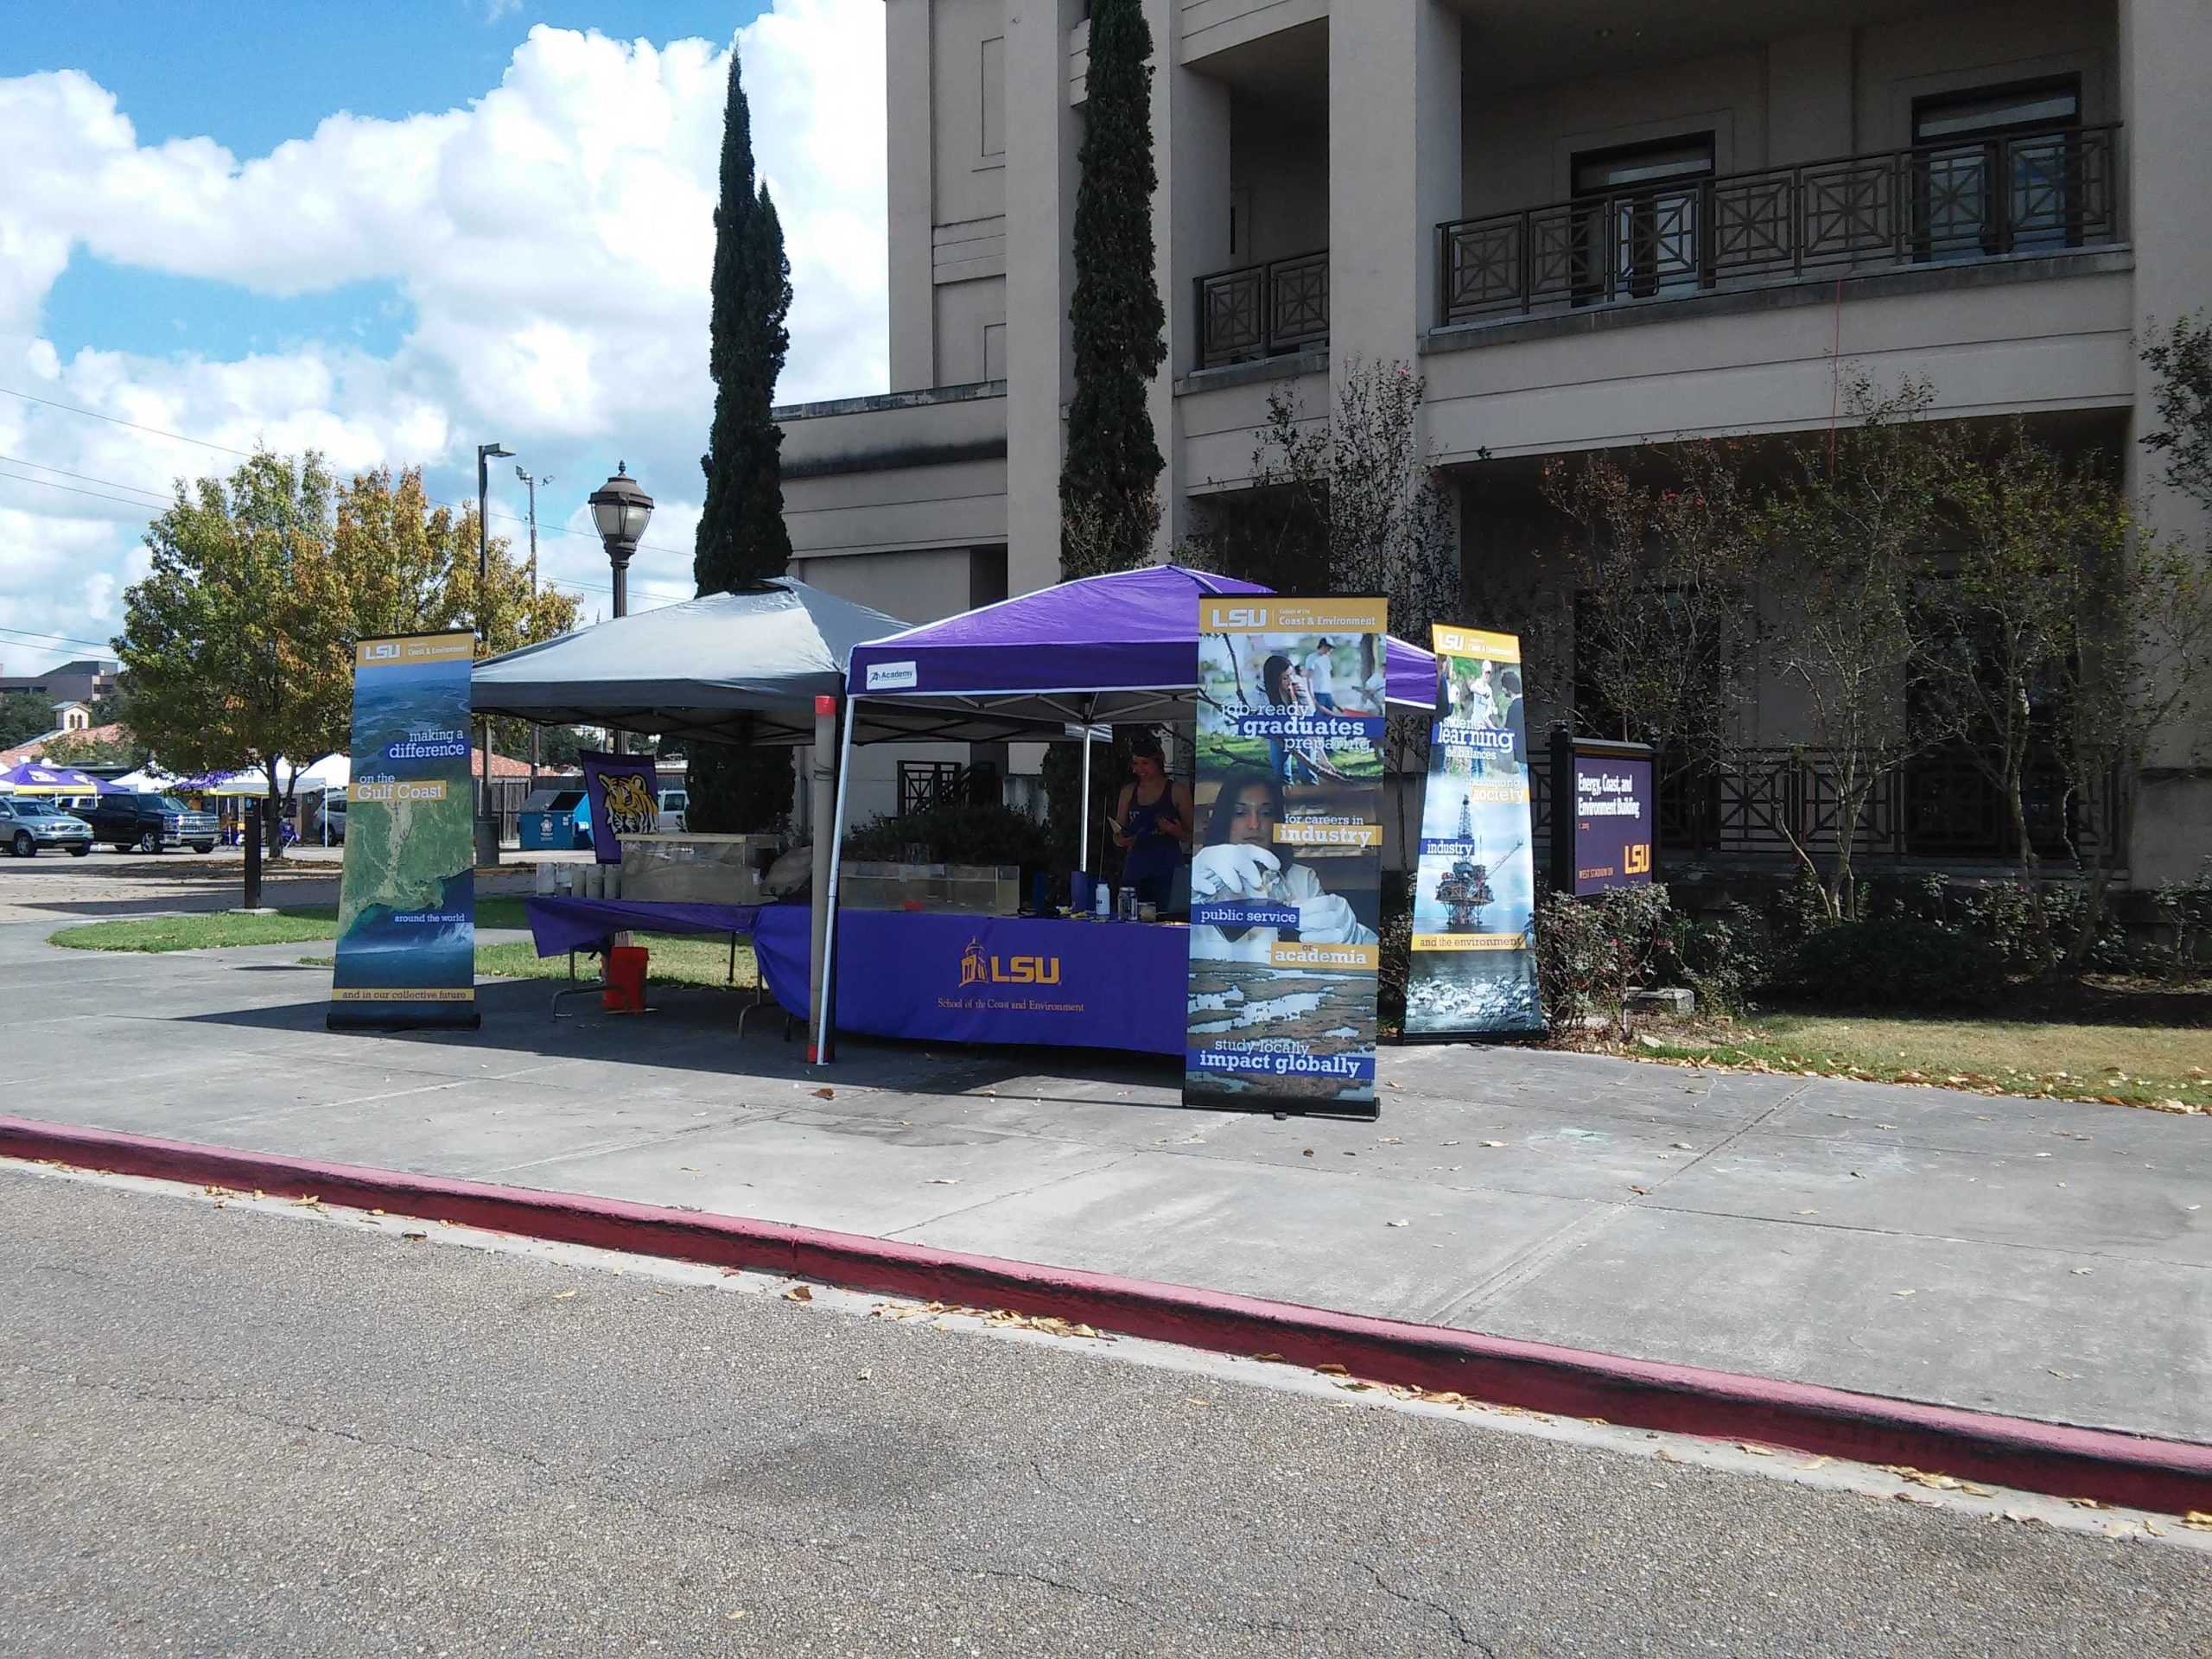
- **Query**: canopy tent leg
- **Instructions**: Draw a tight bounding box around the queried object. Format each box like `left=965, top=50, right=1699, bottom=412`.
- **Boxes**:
left=1078, top=741, right=1091, bottom=879
left=811, top=701, right=861, bottom=1064
left=806, top=695, right=839, bottom=1060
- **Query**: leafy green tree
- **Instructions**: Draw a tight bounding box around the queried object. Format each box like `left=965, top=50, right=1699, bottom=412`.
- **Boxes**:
left=38, top=728, right=143, bottom=769
left=1059, top=0, right=1165, bottom=578
left=1919, top=423, right=2130, bottom=926
left=687, top=41, right=796, bottom=834
left=0, top=690, right=56, bottom=749
left=118, top=452, right=343, bottom=852
left=1756, top=378, right=1954, bottom=921
left=2141, top=313, right=2212, bottom=513
left=322, top=466, right=580, bottom=758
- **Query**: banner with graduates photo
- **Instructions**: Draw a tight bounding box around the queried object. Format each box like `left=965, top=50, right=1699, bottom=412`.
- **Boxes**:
left=328, top=631, right=480, bottom=1031
left=1188, top=596, right=1387, bottom=1114
left=1406, top=626, right=1542, bottom=1038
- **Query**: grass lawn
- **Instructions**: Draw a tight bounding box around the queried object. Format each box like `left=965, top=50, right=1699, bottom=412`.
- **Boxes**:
left=1634, top=1010, right=2211, bottom=1113
left=474, top=935, right=757, bottom=990
left=51, top=895, right=532, bottom=953
left=292, top=931, right=759, bottom=992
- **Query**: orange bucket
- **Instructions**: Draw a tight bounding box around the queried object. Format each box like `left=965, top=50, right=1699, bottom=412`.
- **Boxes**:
left=602, top=945, right=649, bottom=1012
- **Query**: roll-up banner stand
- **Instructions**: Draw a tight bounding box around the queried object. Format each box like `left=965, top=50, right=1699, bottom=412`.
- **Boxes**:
left=1188, top=596, right=1387, bottom=1116
left=1405, top=626, right=1543, bottom=1039
left=328, top=631, right=480, bottom=1031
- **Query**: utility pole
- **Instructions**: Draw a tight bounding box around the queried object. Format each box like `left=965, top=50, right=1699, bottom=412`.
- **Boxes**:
left=516, top=465, right=550, bottom=791
left=474, top=441, right=513, bottom=867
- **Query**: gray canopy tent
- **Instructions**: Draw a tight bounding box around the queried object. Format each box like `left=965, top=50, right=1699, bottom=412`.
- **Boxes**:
left=471, top=577, right=915, bottom=1052
left=472, top=578, right=911, bottom=748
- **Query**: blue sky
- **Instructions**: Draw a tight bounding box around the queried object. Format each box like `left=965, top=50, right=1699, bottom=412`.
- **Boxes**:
left=0, top=1, right=887, bottom=671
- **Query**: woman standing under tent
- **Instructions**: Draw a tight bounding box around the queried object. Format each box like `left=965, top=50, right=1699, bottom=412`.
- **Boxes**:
left=1109, top=729, right=1192, bottom=910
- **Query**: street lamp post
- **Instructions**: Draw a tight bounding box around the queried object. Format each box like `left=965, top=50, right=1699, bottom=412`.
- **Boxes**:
left=516, top=464, right=550, bottom=791
left=588, top=462, right=654, bottom=755
left=475, top=441, right=514, bottom=867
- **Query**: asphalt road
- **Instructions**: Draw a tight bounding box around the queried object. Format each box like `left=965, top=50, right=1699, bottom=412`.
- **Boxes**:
left=4, top=1173, right=2205, bottom=1658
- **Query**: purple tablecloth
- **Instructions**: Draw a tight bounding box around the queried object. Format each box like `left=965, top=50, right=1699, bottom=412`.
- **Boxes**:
left=521, top=895, right=767, bottom=957
left=525, top=898, right=1185, bottom=1058
left=758, top=910, right=1185, bottom=1058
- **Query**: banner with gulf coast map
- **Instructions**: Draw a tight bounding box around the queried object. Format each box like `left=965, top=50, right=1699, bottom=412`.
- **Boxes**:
left=1187, top=595, right=1386, bottom=1113
left=1406, top=626, right=1542, bottom=1038
left=328, top=632, right=480, bottom=1030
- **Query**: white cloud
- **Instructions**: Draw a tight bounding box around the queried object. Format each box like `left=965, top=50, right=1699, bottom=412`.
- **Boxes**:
left=0, top=3, right=887, bottom=669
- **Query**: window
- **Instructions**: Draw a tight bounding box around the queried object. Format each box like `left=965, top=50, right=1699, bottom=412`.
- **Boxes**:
left=979, top=35, right=1006, bottom=161
left=1569, top=133, right=1715, bottom=302
left=1911, top=79, right=2082, bottom=257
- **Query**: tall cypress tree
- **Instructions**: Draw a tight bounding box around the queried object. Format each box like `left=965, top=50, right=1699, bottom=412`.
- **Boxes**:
left=1059, top=0, right=1166, bottom=578
left=688, top=41, right=796, bottom=832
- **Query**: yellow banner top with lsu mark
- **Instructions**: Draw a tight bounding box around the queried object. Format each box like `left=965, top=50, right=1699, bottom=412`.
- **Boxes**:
left=1432, top=625, right=1522, bottom=664
left=1200, top=597, right=1388, bottom=635
left=356, top=632, right=476, bottom=669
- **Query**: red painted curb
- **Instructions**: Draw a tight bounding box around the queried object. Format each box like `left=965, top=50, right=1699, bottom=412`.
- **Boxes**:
left=7, top=1112, right=2209, bottom=1516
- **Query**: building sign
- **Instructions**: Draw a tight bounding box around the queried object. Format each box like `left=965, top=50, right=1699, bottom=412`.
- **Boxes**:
left=329, top=632, right=480, bottom=1031
left=1188, top=596, right=1387, bottom=1113
left=579, top=749, right=659, bottom=864
left=1569, top=747, right=1655, bottom=894
left=1406, top=626, right=1542, bottom=1039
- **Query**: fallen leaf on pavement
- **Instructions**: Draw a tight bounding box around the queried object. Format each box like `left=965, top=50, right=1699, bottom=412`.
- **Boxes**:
left=1315, top=1362, right=1351, bottom=1376
left=1479, top=1140, right=1505, bottom=1148
left=1185, top=1397, right=1212, bottom=1408
left=1386, top=1219, right=1409, bottom=1228
left=926, top=1178, right=960, bottom=1185
left=401, top=1230, right=427, bottom=1241
left=784, top=1284, right=814, bottom=1302
left=1251, top=1351, right=1285, bottom=1363
left=1301, top=1148, right=1314, bottom=1157
left=552, top=1288, right=577, bottom=1300
left=812, top=1087, right=835, bottom=1099
left=2182, top=1511, right=2212, bottom=1531
left=856, top=1368, right=872, bottom=1381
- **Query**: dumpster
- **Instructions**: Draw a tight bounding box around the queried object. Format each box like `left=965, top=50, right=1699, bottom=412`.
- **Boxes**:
left=518, top=788, right=588, bottom=852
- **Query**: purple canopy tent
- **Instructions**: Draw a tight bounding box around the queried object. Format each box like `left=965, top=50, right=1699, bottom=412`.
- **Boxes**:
left=0, top=762, right=111, bottom=795
left=817, top=565, right=1442, bottom=1058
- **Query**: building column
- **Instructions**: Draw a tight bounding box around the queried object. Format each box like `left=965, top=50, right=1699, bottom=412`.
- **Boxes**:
left=2120, top=0, right=2212, bottom=884
left=1327, top=0, right=1460, bottom=378
left=1004, top=0, right=1087, bottom=600
left=1146, top=2, right=1230, bottom=556
left=883, top=0, right=935, bottom=392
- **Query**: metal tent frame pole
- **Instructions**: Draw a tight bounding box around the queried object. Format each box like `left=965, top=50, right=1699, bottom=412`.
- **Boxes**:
left=811, top=701, right=861, bottom=1064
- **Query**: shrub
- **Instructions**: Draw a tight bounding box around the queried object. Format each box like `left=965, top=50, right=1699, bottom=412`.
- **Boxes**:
left=843, top=801, right=1057, bottom=869
left=1778, top=918, right=2006, bottom=1010
left=1534, top=884, right=1674, bottom=1035
left=1655, top=899, right=1767, bottom=1017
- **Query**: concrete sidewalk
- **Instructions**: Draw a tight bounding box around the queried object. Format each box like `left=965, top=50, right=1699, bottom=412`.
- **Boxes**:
left=3, top=918, right=2204, bottom=1444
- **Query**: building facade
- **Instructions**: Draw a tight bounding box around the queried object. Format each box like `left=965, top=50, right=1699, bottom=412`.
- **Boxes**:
left=779, top=0, right=2210, bottom=883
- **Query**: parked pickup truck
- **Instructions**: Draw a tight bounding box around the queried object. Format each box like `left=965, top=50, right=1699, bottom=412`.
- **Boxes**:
left=79, top=792, right=219, bottom=854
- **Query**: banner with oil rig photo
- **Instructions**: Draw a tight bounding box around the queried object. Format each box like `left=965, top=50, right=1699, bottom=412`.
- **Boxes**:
left=328, top=631, right=480, bottom=1031
left=1188, top=595, right=1387, bottom=1114
left=1406, top=626, right=1542, bottom=1038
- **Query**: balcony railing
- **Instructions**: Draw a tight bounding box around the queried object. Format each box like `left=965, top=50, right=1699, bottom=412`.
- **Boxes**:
left=1528, top=744, right=2117, bottom=868
left=1440, top=124, right=2120, bottom=326
left=1195, top=249, right=1329, bottom=370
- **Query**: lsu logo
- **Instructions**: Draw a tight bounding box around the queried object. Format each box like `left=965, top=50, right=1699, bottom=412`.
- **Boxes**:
left=1220, top=606, right=1268, bottom=628
left=600, top=772, right=657, bottom=833
left=960, top=938, right=1061, bottom=988
left=1624, top=842, right=1652, bottom=874
left=364, top=642, right=400, bottom=660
